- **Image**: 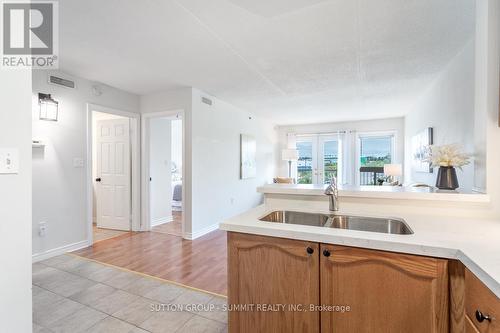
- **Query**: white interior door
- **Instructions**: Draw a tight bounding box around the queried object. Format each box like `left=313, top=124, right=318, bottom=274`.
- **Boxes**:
left=96, top=118, right=131, bottom=230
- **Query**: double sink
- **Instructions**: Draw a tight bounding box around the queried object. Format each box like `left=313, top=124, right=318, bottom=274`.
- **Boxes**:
left=259, top=210, right=413, bottom=235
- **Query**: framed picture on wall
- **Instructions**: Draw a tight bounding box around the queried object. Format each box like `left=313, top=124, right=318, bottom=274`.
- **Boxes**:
left=411, top=127, right=433, bottom=173
left=240, top=134, right=257, bottom=179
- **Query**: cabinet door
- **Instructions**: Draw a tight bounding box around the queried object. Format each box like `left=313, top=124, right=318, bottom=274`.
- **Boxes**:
left=320, top=245, right=449, bottom=333
left=465, top=268, right=500, bottom=333
left=228, top=232, right=320, bottom=333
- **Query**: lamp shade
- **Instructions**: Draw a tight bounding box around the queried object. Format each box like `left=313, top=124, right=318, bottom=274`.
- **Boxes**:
left=282, top=149, right=299, bottom=161
left=384, top=164, right=402, bottom=176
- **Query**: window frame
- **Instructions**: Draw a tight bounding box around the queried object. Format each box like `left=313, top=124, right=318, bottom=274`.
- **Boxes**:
left=355, top=131, right=396, bottom=186
left=295, top=134, right=343, bottom=185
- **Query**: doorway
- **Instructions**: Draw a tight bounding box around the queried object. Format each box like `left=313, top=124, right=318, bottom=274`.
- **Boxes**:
left=141, top=110, right=185, bottom=237
left=296, top=134, right=342, bottom=185
left=87, top=104, right=140, bottom=245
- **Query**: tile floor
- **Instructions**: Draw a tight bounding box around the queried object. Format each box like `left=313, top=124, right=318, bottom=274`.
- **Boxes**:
left=33, top=254, right=227, bottom=333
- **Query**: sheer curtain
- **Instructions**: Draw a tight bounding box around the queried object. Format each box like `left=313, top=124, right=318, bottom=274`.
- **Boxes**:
left=286, top=133, right=297, bottom=179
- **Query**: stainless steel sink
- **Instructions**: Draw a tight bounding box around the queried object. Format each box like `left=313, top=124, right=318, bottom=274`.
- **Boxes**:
left=259, top=211, right=413, bottom=235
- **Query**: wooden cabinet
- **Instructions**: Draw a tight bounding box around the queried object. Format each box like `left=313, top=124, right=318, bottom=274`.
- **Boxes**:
left=465, top=268, right=500, bottom=333
left=227, top=232, right=497, bottom=333
left=227, top=232, right=320, bottom=333
left=320, top=244, right=449, bottom=333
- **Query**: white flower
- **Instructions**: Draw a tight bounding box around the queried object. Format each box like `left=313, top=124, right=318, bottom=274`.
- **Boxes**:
left=425, top=144, right=471, bottom=169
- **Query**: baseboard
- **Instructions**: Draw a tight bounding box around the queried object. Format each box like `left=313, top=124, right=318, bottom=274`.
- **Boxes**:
left=32, top=240, right=91, bottom=263
left=183, top=223, right=219, bottom=240
left=151, top=215, right=173, bottom=227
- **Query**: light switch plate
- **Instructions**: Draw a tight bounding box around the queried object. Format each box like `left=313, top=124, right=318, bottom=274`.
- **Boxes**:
left=0, top=148, right=19, bottom=174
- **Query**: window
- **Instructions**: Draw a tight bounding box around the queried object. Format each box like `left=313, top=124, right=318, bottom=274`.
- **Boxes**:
left=357, top=133, right=394, bottom=185
left=296, top=140, right=313, bottom=184
left=322, top=138, right=339, bottom=184
left=296, top=135, right=341, bottom=185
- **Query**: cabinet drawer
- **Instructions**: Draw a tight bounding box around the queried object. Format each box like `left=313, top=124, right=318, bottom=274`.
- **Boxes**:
left=465, top=268, right=500, bottom=333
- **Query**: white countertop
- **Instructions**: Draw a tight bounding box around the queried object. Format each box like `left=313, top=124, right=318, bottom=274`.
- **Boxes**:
left=220, top=202, right=500, bottom=298
left=258, top=184, right=490, bottom=203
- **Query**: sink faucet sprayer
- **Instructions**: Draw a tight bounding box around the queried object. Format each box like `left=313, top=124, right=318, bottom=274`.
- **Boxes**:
left=324, top=176, right=339, bottom=212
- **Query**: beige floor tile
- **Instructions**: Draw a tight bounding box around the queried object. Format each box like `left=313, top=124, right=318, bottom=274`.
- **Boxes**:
left=33, top=323, right=52, bottom=333
left=51, top=257, right=88, bottom=273
left=85, top=316, right=144, bottom=333
left=33, top=262, right=48, bottom=274
left=33, top=288, right=64, bottom=311
left=48, top=306, right=107, bottom=333
left=172, top=289, right=213, bottom=306
left=44, top=274, right=97, bottom=297
left=85, top=265, right=122, bottom=283
left=102, top=270, right=143, bottom=289
left=176, top=315, right=226, bottom=333
left=193, top=297, right=227, bottom=324
left=32, top=266, right=71, bottom=287
left=143, top=283, right=185, bottom=304
left=32, top=285, right=46, bottom=298
left=40, top=254, right=74, bottom=267
left=111, top=297, right=156, bottom=326
left=70, top=283, right=116, bottom=306
left=139, top=310, right=194, bottom=333
left=33, top=298, right=84, bottom=327
left=69, top=260, right=109, bottom=278
left=122, top=276, right=164, bottom=297
left=92, top=290, right=139, bottom=315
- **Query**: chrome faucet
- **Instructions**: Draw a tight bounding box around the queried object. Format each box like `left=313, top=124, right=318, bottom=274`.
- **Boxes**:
left=324, top=177, right=339, bottom=212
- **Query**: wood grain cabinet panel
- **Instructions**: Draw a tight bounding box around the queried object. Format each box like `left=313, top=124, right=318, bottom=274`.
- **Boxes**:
left=466, top=316, right=482, bottom=333
left=465, top=268, right=500, bottom=333
left=227, top=232, right=320, bottom=333
left=320, top=245, right=449, bottom=333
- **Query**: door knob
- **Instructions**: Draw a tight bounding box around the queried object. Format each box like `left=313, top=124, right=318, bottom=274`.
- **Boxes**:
left=323, top=249, right=331, bottom=257
left=95, top=177, right=101, bottom=182
left=306, top=247, right=314, bottom=255
left=475, top=310, right=491, bottom=323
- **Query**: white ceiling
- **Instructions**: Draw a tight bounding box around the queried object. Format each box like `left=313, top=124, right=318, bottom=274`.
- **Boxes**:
left=59, top=0, right=475, bottom=125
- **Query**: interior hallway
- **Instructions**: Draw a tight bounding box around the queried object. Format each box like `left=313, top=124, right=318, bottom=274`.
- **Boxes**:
left=74, top=229, right=228, bottom=296
left=151, top=211, right=183, bottom=237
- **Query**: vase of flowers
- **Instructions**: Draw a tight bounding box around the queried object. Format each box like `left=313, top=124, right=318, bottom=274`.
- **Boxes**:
left=426, top=144, right=471, bottom=190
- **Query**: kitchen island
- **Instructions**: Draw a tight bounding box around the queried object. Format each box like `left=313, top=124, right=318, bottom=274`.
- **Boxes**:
left=220, top=184, right=500, bottom=333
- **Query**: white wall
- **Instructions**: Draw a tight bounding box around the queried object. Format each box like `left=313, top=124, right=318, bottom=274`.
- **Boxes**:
left=404, top=41, right=476, bottom=191
left=276, top=118, right=405, bottom=183
left=140, top=88, right=278, bottom=238
left=32, top=70, right=140, bottom=259
left=477, top=0, right=500, bottom=217
left=140, top=88, right=193, bottom=234
left=190, top=89, right=277, bottom=237
left=0, top=71, right=32, bottom=331
left=172, top=119, right=183, bottom=177
left=150, top=118, right=173, bottom=226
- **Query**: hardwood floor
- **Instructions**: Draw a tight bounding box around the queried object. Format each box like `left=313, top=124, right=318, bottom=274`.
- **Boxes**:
left=152, top=211, right=183, bottom=237
left=93, top=224, right=130, bottom=243
left=73, top=229, right=228, bottom=296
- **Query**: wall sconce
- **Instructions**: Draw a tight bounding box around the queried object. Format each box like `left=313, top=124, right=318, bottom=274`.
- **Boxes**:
left=38, top=93, right=59, bottom=121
